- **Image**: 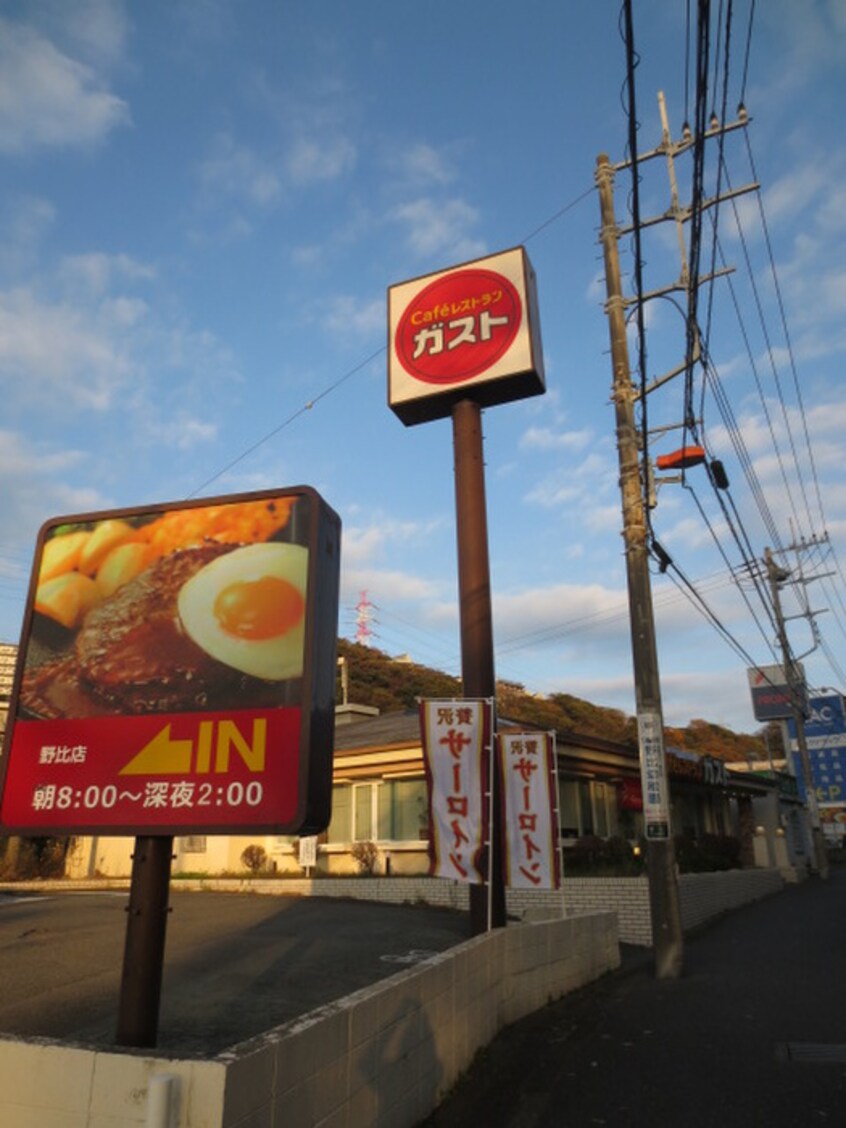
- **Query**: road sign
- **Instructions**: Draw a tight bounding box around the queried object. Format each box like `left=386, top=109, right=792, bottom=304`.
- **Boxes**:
left=747, top=663, right=807, bottom=721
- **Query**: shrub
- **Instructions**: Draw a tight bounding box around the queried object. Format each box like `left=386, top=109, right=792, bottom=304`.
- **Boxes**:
left=0, top=836, right=70, bottom=880
left=564, top=835, right=645, bottom=876
left=350, top=840, right=379, bottom=875
left=241, top=844, right=268, bottom=874
left=673, top=833, right=741, bottom=872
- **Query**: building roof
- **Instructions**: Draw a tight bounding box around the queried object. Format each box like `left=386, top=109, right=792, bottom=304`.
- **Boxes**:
left=331, top=708, right=777, bottom=797
left=333, top=709, right=422, bottom=752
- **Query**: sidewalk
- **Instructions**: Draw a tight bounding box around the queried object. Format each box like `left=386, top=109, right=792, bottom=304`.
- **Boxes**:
left=423, top=866, right=846, bottom=1127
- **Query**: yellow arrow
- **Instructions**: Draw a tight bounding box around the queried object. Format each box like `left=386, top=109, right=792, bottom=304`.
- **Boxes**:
left=120, top=724, right=194, bottom=775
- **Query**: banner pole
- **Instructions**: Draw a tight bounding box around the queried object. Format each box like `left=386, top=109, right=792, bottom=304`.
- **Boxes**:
left=488, top=711, right=495, bottom=932
left=551, top=731, right=566, bottom=918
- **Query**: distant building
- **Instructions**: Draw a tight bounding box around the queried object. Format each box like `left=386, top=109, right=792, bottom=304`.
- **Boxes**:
left=65, top=704, right=804, bottom=881
left=0, top=643, right=18, bottom=742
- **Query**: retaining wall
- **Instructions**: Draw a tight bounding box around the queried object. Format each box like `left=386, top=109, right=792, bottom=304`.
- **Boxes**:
left=166, top=866, right=784, bottom=946
left=0, top=910, right=618, bottom=1128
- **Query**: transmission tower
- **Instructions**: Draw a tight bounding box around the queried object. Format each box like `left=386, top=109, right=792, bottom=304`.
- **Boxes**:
left=355, top=591, right=376, bottom=646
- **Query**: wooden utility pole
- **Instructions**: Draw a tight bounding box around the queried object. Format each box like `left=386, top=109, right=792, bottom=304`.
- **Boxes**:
left=596, top=153, right=684, bottom=979
left=765, top=548, right=830, bottom=879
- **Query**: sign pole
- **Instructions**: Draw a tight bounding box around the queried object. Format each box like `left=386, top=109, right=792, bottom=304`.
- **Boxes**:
left=115, top=834, right=173, bottom=1047
left=452, top=398, right=506, bottom=932
left=487, top=724, right=495, bottom=932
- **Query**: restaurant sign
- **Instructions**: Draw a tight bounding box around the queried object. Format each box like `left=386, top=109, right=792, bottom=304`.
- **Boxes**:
left=388, top=246, right=545, bottom=426
left=0, top=487, right=341, bottom=837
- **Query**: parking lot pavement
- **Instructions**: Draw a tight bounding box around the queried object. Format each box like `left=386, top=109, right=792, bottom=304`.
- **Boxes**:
left=0, top=889, right=470, bottom=1055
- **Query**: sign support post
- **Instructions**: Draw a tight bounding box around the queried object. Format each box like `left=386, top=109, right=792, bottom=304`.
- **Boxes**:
left=452, top=399, right=505, bottom=932
left=116, top=835, right=173, bottom=1047
left=389, top=247, right=545, bottom=933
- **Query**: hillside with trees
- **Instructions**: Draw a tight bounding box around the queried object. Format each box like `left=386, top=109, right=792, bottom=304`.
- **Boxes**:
left=337, top=639, right=768, bottom=761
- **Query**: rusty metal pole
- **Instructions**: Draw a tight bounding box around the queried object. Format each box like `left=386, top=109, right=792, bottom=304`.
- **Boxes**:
left=452, top=398, right=505, bottom=932
left=596, top=153, right=683, bottom=978
left=115, top=834, right=173, bottom=1047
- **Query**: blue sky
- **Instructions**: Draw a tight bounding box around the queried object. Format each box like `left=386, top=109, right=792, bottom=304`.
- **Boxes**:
left=1, top=1, right=845, bottom=734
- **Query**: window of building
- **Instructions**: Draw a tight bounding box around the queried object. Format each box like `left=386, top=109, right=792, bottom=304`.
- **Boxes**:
left=578, top=781, right=594, bottom=835
left=327, top=785, right=351, bottom=843
left=181, top=836, right=207, bottom=853
left=593, top=782, right=609, bottom=837
left=353, top=782, right=377, bottom=840
left=558, top=780, right=580, bottom=838
left=382, top=778, right=428, bottom=841
left=326, top=778, right=428, bottom=844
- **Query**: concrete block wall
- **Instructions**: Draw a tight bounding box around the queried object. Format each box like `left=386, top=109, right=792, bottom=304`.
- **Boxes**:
left=0, top=911, right=619, bottom=1128
left=558, top=877, right=654, bottom=946
left=558, top=868, right=784, bottom=944
left=2, top=868, right=786, bottom=950
left=677, top=867, right=784, bottom=932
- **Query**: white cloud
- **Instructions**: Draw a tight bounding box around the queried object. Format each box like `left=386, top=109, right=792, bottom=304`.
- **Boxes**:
left=584, top=504, right=623, bottom=534
left=403, top=142, right=455, bottom=185
left=342, top=515, right=447, bottom=568
left=385, top=141, right=458, bottom=189
left=493, top=581, right=631, bottom=645
left=286, top=135, right=356, bottom=185
left=0, top=195, right=56, bottom=276
left=159, top=416, right=218, bottom=451
left=53, top=0, right=130, bottom=66
left=0, top=288, right=130, bottom=410
left=0, top=17, right=130, bottom=153
left=100, top=296, right=148, bottom=327
left=323, top=294, right=384, bottom=338
left=763, top=165, right=828, bottom=229
left=391, top=197, right=485, bottom=260
left=341, top=567, right=440, bottom=607
left=0, top=428, right=105, bottom=541
left=198, top=133, right=282, bottom=209
left=58, top=252, right=156, bottom=295
left=520, top=425, right=593, bottom=452
left=524, top=479, right=581, bottom=508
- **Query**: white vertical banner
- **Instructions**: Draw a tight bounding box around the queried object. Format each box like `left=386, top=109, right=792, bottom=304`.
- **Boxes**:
left=637, top=709, right=670, bottom=840
left=419, top=699, right=492, bottom=883
left=498, top=731, right=560, bottom=890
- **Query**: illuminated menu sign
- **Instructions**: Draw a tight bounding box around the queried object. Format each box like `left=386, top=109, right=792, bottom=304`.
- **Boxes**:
left=0, top=487, right=341, bottom=836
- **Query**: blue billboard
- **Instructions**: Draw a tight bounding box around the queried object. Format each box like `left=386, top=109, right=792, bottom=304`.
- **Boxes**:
left=788, top=694, right=846, bottom=804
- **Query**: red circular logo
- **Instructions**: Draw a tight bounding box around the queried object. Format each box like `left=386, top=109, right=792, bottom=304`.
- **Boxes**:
left=395, top=268, right=522, bottom=384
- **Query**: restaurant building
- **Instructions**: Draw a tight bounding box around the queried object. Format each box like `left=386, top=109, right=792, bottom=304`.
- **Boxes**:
left=64, top=703, right=807, bottom=880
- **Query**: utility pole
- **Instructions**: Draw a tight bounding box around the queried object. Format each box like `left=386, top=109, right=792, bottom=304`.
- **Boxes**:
left=765, top=547, right=830, bottom=879
left=596, top=153, right=684, bottom=979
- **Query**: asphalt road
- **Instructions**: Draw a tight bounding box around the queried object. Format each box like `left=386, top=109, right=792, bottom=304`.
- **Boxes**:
left=0, top=889, right=470, bottom=1056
